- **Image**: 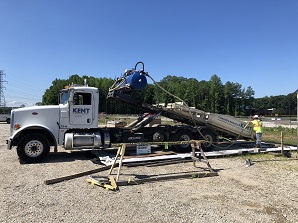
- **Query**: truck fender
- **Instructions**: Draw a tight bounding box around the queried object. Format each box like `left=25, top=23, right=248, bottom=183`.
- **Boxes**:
left=12, top=125, right=58, bottom=150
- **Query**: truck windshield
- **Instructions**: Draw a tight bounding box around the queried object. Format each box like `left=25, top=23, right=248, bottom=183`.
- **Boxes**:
left=60, top=91, right=70, bottom=104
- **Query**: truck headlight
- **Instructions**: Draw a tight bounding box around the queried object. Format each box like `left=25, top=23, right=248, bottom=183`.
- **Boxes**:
left=14, top=123, right=21, bottom=130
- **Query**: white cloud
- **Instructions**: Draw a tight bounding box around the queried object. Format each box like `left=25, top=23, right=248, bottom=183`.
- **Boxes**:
left=7, top=101, right=18, bottom=105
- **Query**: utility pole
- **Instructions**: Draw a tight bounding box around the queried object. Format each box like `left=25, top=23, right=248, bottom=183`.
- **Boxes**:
left=0, top=70, right=8, bottom=108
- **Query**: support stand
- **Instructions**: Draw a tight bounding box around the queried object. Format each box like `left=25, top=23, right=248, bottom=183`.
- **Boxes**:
left=191, top=141, right=214, bottom=172
left=91, top=141, right=218, bottom=190
left=108, top=144, right=127, bottom=181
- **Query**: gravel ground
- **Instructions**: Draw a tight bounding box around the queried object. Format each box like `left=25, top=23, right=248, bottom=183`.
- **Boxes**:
left=1, top=123, right=298, bottom=223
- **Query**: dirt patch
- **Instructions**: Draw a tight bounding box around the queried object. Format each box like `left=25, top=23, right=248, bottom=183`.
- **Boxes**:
left=1, top=123, right=298, bottom=222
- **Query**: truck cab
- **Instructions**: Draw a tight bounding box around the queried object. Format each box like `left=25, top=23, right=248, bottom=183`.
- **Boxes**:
left=59, top=86, right=99, bottom=129
left=7, top=84, right=104, bottom=163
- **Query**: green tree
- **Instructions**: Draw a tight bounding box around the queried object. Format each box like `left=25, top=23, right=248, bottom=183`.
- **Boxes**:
left=197, top=80, right=210, bottom=111
left=42, top=78, right=68, bottom=105
left=224, top=81, right=235, bottom=115
left=41, top=72, right=263, bottom=117
left=209, top=74, right=224, bottom=113
left=143, top=84, right=155, bottom=105
left=241, top=86, right=255, bottom=115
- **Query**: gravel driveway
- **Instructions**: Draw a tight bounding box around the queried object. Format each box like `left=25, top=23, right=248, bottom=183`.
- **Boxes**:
left=1, top=123, right=298, bottom=223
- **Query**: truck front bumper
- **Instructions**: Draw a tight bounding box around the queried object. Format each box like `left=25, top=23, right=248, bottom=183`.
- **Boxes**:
left=6, top=138, right=12, bottom=150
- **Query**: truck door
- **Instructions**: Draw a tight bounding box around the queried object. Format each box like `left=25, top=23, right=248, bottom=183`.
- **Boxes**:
left=70, top=92, right=94, bottom=125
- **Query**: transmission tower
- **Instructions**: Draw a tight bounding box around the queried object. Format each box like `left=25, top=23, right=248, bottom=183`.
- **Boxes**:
left=0, top=70, right=7, bottom=107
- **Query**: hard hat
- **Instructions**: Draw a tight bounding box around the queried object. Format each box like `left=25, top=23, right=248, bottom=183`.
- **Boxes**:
left=253, top=115, right=259, bottom=119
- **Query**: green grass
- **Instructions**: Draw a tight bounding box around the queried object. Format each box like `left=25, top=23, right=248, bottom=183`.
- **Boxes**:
left=263, top=127, right=297, bottom=146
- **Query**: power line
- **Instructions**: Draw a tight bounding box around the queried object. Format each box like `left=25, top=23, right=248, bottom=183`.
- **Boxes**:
left=0, top=70, right=7, bottom=107
left=5, top=93, right=41, bottom=101
left=6, top=76, right=46, bottom=92
left=4, top=75, right=44, bottom=106
left=5, top=88, right=42, bottom=100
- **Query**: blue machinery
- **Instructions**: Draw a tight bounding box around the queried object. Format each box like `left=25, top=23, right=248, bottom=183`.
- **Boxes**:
left=107, top=62, right=254, bottom=141
left=107, top=62, right=208, bottom=130
left=109, top=61, right=148, bottom=92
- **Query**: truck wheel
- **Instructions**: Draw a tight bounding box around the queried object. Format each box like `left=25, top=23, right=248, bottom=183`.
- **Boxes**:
left=200, top=130, right=215, bottom=152
left=6, top=118, right=10, bottom=124
left=152, top=132, right=165, bottom=142
left=17, top=133, right=50, bottom=163
left=171, top=130, right=193, bottom=152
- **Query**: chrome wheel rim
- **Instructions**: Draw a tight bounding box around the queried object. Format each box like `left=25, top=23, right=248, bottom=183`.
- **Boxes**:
left=24, top=140, right=44, bottom=157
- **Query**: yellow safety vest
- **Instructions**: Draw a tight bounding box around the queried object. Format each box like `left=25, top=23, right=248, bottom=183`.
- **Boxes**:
left=251, top=119, right=263, bottom=133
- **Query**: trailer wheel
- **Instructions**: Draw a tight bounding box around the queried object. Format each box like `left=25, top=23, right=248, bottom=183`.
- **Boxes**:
left=200, top=130, right=215, bottom=152
left=6, top=118, right=10, bottom=124
left=17, top=133, right=50, bottom=163
left=171, top=130, right=193, bottom=152
left=152, top=132, right=165, bottom=142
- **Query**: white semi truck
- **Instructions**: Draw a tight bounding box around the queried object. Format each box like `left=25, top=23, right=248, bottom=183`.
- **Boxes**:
left=7, top=62, right=254, bottom=163
left=0, top=113, right=10, bottom=124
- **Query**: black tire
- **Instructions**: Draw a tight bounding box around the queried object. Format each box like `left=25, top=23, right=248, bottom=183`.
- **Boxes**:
left=6, top=118, right=10, bottom=124
left=200, top=130, right=215, bottom=152
left=152, top=131, right=166, bottom=142
left=171, top=130, right=193, bottom=152
left=17, top=133, right=50, bottom=163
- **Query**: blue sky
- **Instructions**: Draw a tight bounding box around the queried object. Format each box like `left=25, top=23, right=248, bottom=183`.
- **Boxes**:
left=1, top=0, right=297, bottom=107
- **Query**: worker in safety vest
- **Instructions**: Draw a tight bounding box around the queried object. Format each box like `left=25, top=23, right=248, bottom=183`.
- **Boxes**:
left=249, top=115, right=263, bottom=148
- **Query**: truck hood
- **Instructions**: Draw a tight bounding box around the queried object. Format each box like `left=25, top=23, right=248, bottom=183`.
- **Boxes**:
left=12, top=105, right=60, bottom=115
left=11, top=105, right=61, bottom=128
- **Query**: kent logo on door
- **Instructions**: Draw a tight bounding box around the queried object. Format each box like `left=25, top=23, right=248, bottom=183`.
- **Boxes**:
left=70, top=92, right=93, bottom=125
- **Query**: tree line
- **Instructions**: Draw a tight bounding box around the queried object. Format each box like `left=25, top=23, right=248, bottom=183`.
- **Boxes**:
left=42, top=74, right=297, bottom=116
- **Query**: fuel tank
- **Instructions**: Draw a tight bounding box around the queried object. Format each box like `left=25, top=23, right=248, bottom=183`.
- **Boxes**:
left=64, top=132, right=102, bottom=149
